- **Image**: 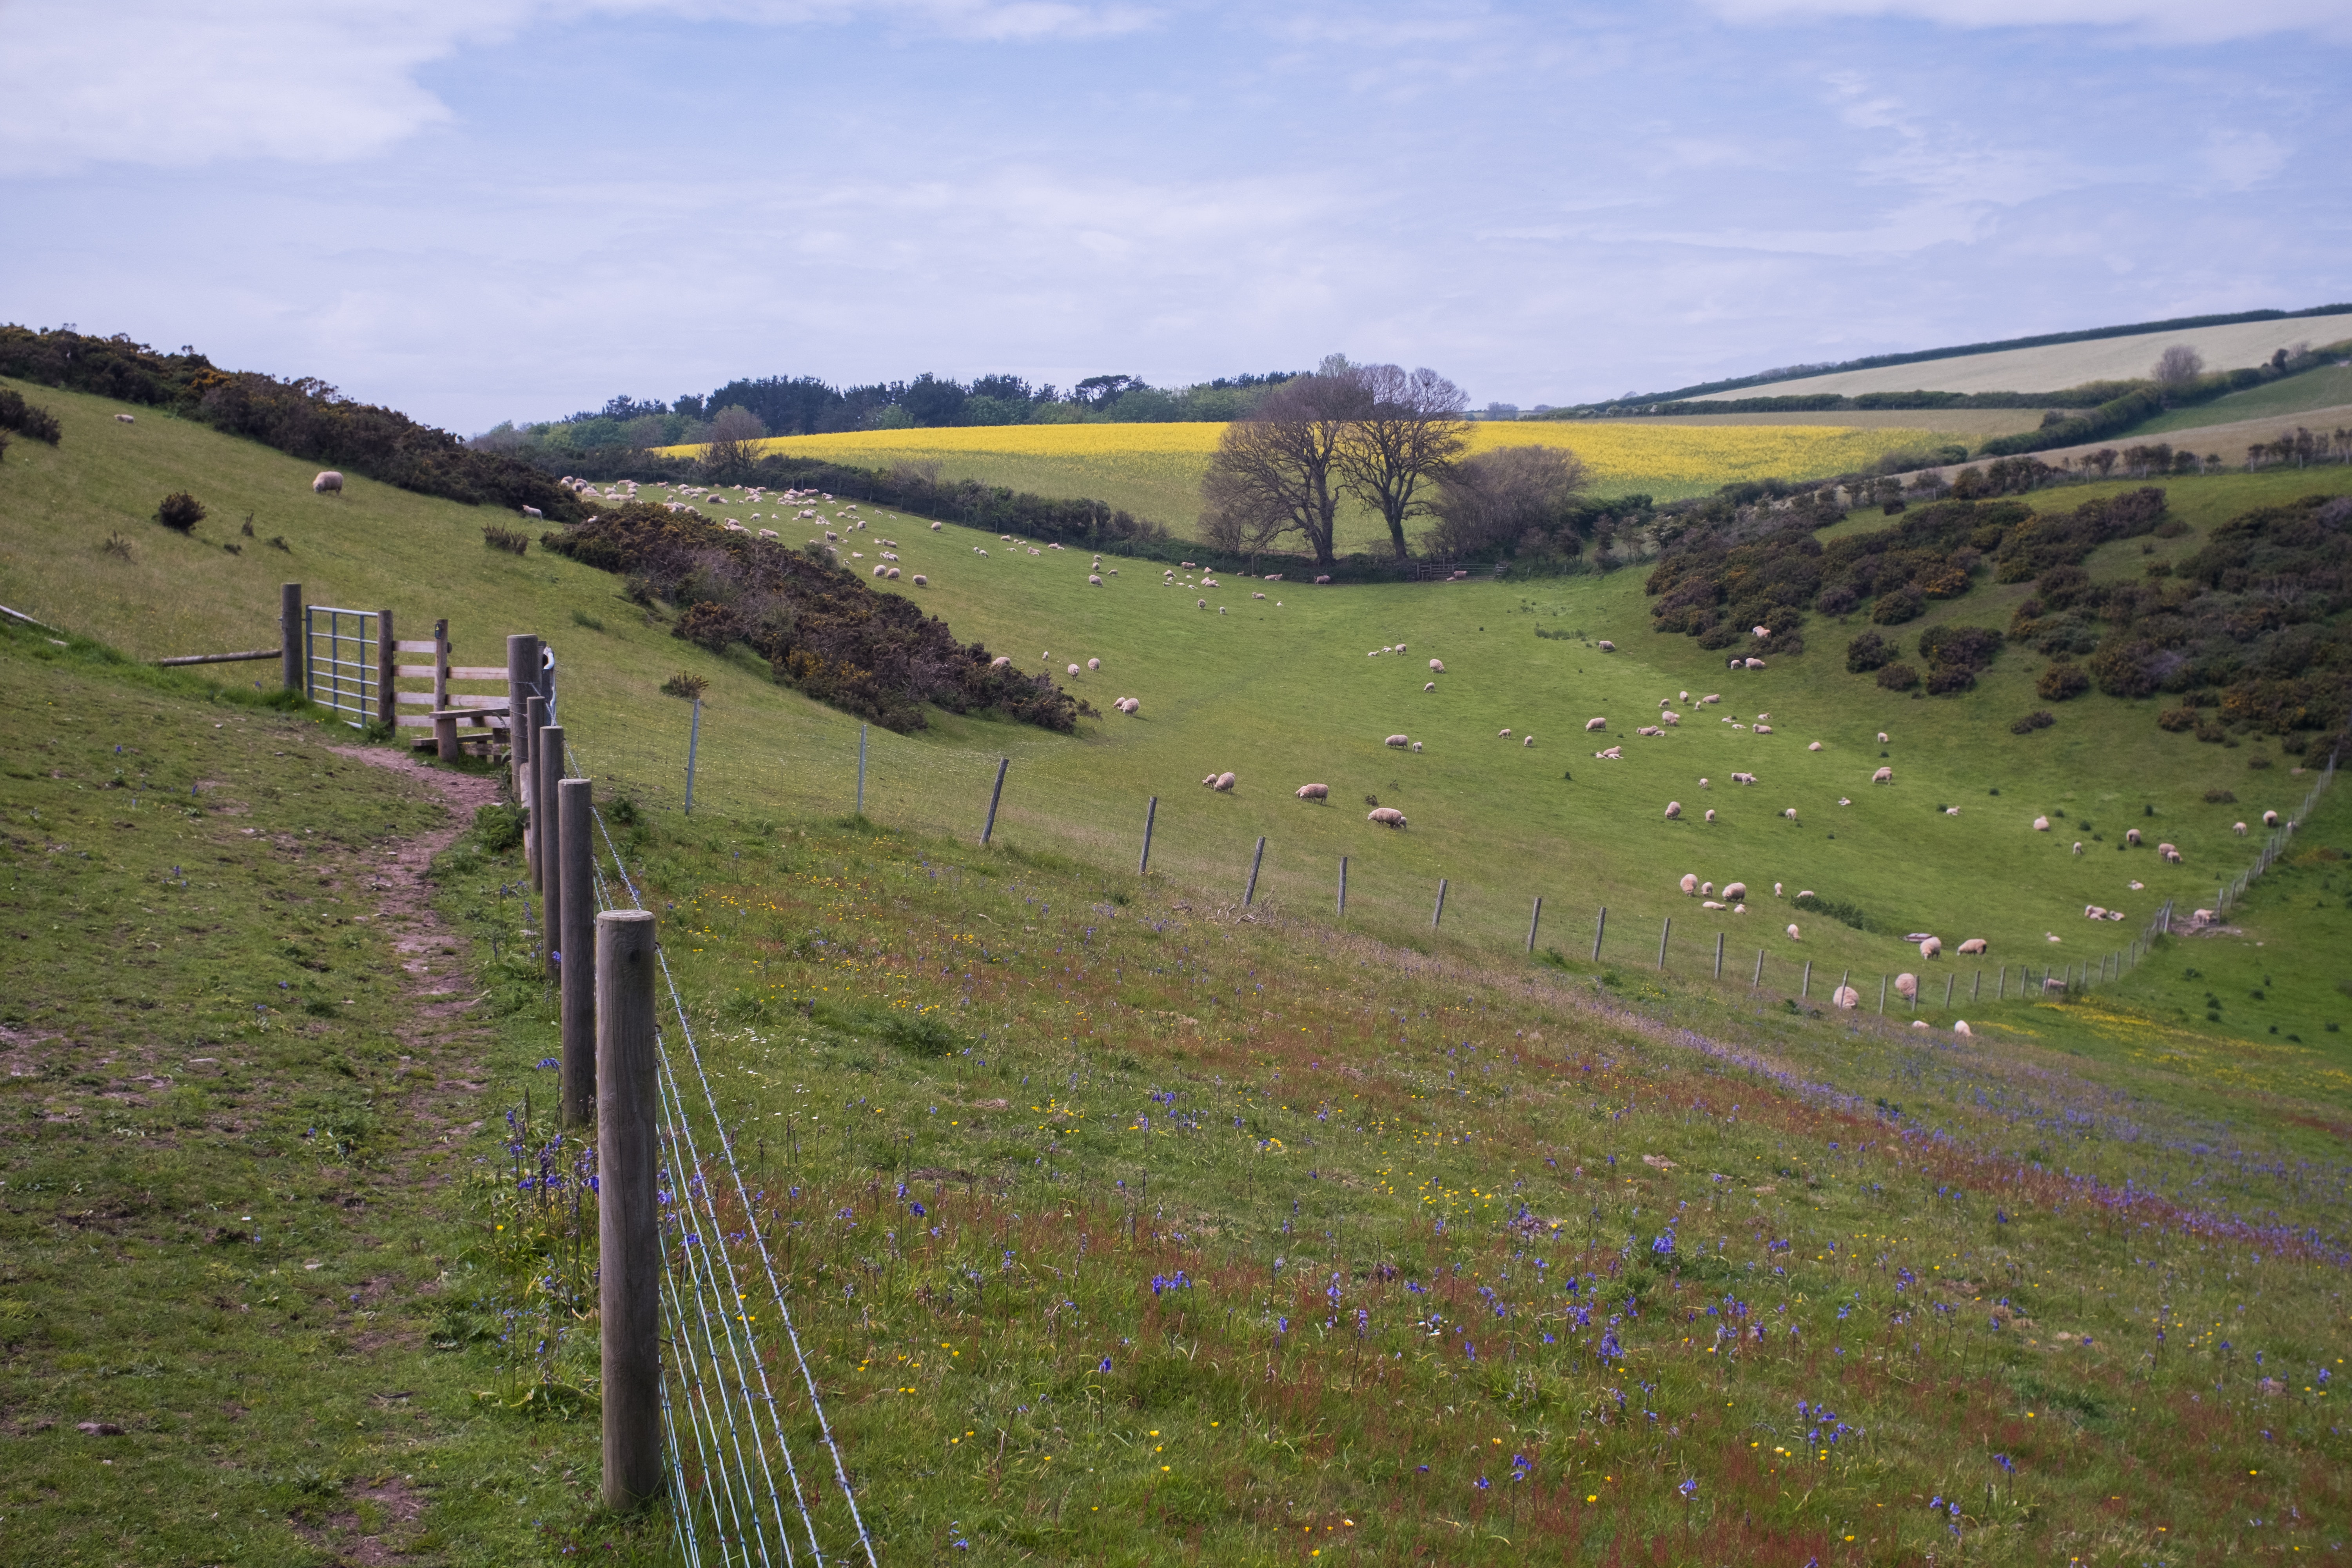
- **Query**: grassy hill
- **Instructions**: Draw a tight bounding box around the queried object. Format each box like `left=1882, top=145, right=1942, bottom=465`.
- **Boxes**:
left=5, top=370, right=2352, bottom=1562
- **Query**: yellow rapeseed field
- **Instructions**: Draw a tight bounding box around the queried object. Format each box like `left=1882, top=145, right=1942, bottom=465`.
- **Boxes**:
left=658, top=419, right=1954, bottom=549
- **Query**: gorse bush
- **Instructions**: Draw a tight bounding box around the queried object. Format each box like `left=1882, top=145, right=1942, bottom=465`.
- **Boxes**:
left=660, top=671, right=710, bottom=701
left=155, top=491, right=206, bottom=532
left=0, top=387, right=62, bottom=444
left=482, top=523, right=531, bottom=555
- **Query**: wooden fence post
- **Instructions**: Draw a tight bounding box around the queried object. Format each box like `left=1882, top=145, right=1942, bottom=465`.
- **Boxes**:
left=1945, top=972, right=1955, bottom=1008
left=1591, top=906, right=1606, bottom=962
left=433, top=619, right=458, bottom=761
left=1752, top=948, right=1764, bottom=987
left=1337, top=855, right=1347, bottom=915
left=682, top=697, right=701, bottom=816
left=1245, top=837, right=1266, bottom=906
left=1801, top=959, right=1811, bottom=999
left=280, top=583, right=304, bottom=693
left=525, top=695, right=549, bottom=889
left=375, top=609, right=396, bottom=730
left=1137, top=796, right=1156, bottom=875
left=981, top=757, right=1008, bottom=845
left=538, top=725, right=564, bottom=979
left=1432, top=878, right=1448, bottom=929
left=857, top=723, right=867, bottom=817
left=1657, top=916, right=1670, bottom=969
left=597, top=909, right=662, bottom=1511
left=1527, top=896, right=1543, bottom=955
left=1878, top=975, right=1888, bottom=1013
left=506, top=634, right=539, bottom=789
left=1838, top=969, right=1850, bottom=1007
left=560, top=778, right=595, bottom=1127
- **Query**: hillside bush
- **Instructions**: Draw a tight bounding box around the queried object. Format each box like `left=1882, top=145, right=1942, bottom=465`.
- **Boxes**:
left=544, top=504, right=1076, bottom=734
left=1870, top=586, right=1924, bottom=625
left=2011, top=710, right=2056, bottom=734
left=0, top=387, right=62, bottom=443
left=2038, top=663, right=2091, bottom=701
left=482, top=523, right=530, bottom=555
left=1876, top=661, right=1919, bottom=691
left=1844, top=630, right=1893, bottom=673
left=155, top=492, right=205, bottom=532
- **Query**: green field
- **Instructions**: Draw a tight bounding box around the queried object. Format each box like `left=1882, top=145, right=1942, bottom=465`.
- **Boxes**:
left=4, top=374, right=2351, bottom=1563
left=2123, top=363, right=2352, bottom=437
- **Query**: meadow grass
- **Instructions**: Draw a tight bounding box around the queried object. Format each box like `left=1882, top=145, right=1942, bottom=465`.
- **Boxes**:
left=703, top=420, right=1973, bottom=550
left=2125, top=365, right=2352, bottom=437
left=4, top=436, right=2350, bottom=1561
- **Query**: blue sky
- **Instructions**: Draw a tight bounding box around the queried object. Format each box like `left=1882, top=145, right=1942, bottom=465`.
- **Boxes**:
left=3, top=0, right=2346, bottom=430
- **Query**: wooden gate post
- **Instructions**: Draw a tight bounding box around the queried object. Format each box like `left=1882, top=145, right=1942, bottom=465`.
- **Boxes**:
left=559, top=777, right=596, bottom=1127
left=432, top=620, right=457, bottom=761
left=525, top=695, right=549, bottom=889
left=280, top=583, right=304, bottom=692
left=506, top=633, right=540, bottom=788
left=596, top=909, right=662, bottom=1511
left=538, top=724, right=564, bottom=978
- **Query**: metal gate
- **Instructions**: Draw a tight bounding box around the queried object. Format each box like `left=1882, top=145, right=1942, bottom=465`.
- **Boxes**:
left=305, top=605, right=379, bottom=728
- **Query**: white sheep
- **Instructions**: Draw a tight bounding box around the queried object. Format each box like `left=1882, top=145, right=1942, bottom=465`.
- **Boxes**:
left=1700, top=694, right=1720, bottom=704
left=1832, top=985, right=1860, bottom=1010
left=2073, top=841, right=2084, bottom=855
left=1637, top=725, right=1664, bottom=738
left=1296, top=783, right=1330, bottom=800
left=1808, top=741, right=1822, bottom=751
left=1753, top=625, right=1770, bottom=638
left=1953, top=1020, right=1971, bottom=1036
left=1089, top=574, right=1103, bottom=586
left=1523, top=736, right=1535, bottom=748
left=2033, top=816, right=2050, bottom=831
left=115, top=412, right=135, bottom=423
left=1786, top=924, right=1801, bottom=940
left=931, top=521, right=942, bottom=531
left=1895, top=972, right=1918, bottom=1002
left=1957, top=938, right=1987, bottom=955
left=1702, top=899, right=1726, bottom=910
left=990, top=655, right=1011, bottom=670
left=1774, top=882, right=1783, bottom=897
left=1662, top=711, right=1681, bottom=725
left=1782, top=807, right=1798, bottom=822
left=1429, top=658, right=1445, bottom=673
left=1722, top=882, right=1746, bottom=901
left=1704, top=809, right=1716, bottom=822
left=1753, top=724, right=1773, bottom=735
left=1499, top=728, right=1512, bottom=738
left=1411, top=740, right=1423, bottom=752
left=312, top=470, right=343, bottom=495
left=1877, top=731, right=1890, bottom=743
left=874, top=565, right=889, bottom=577
left=1424, top=682, right=1436, bottom=692
left=1088, top=657, right=1101, bottom=670
left=1666, top=802, right=1683, bottom=820
left=1744, top=658, right=1765, bottom=669
left=1586, top=716, right=1607, bottom=732
left=1595, top=745, right=1622, bottom=760
left=1681, top=872, right=1699, bottom=893
left=1699, top=777, right=1710, bottom=788
left=1597, top=640, right=1615, bottom=651
left=1368, top=806, right=1407, bottom=828
left=912, top=575, right=927, bottom=586
left=1945, top=806, right=1961, bottom=817
left=886, top=566, right=900, bottom=579
left=1116, top=697, right=1139, bottom=713
left=2126, top=827, right=2142, bottom=846
left=2234, top=821, right=2248, bottom=835
left=1919, top=936, right=1942, bottom=959
left=1214, top=772, right=1236, bottom=791
left=1385, top=734, right=1410, bottom=748
left=1701, top=881, right=1714, bottom=895
left=2264, top=809, right=2279, bottom=827
left=1872, top=766, right=1893, bottom=784
left=1068, top=663, right=1081, bottom=676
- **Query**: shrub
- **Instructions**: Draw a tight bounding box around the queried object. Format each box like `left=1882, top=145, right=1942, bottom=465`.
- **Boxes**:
left=2158, top=706, right=2198, bottom=732
left=1925, top=665, right=1977, bottom=695
left=0, top=388, right=62, bottom=443
left=471, top=802, right=526, bottom=853
left=1790, top=891, right=1875, bottom=932
left=1845, top=630, right=1893, bottom=673
left=674, top=601, right=742, bottom=653
left=2011, top=710, right=2056, bottom=734
left=1815, top=584, right=1857, bottom=617
left=483, top=523, right=531, bottom=555
left=1871, top=587, right=1924, bottom=625
left=1876, top=662, right=1919, bottom=691
left=2038, top=663, right=2091, bottom=701
left=102, top=531, right=133, bottom=560
left=2203, top=787, right=2236, bottom=803
left=661, top=671, right=710, bottom=700
left=155, top=492, right=206, bottom=532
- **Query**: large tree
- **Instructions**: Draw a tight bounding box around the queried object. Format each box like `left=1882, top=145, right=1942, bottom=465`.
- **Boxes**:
left=1424, top=443, right=1590, bottom=559
left=1198, top=372, right=1370, bottom=567
left=1334, top=363, right=1472, bottom=561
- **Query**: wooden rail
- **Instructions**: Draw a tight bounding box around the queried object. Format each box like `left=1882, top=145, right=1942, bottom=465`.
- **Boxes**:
left=156, top=648, right=279, bottom=667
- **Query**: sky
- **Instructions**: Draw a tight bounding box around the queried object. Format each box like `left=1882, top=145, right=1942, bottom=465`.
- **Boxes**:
left=2, top=0, right=2347, bottom=432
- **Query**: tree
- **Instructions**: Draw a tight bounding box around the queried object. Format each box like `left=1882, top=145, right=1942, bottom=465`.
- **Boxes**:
left=1332, top=363, right=1471, bottom=561
left=2152, top=344, right=2204, bottom=387
left=1424, top=444, right=1590, bottom=559
left=1198, top=373, right=1370, bottom=568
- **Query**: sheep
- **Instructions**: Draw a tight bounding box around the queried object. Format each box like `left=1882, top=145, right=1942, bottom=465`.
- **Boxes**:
left=521, top=505, right=543, bottom=519
left=1412, top=741, right=1423, bottom=752
left=1786, top=923, right=1801, bottom=940
left=1832, top=985, right=1860, bottom=1010
left=2162, top=846, right=2183, bottom=864
left=2033, top=816, right=2050, bottom=831
left=312, top=470, right=344, bottom=494
left=1499, top=728, right=1512, bottom=738
left=1314, top=575, right=1332, bottom=584
left=2264, top=809, right=2279, bottom=827
left=1744, top=657, right=1766, bottom=669
left=1681, top=873, right=1699, bottom=894
left=1429, top=658, right=1445, bottom=673
left=1957, top=938, right=1987, bottom=955
left=1296, top=783, right=1330, bottom=800
left=1068, top=663, right=1081, bottom=676
left=886, top=566, right=900, bottom=579
left=1202, top=774, right=1218, bottom=788
left=1895, top=972, right=1918, bottom=1001
left=2125, top=827, right=2141, bottom=846
left=1753, top=724, right=1773, bottom=735
left=1953, top=1019, right=1972, bottom=1036
left=1919, top=936, right=1942, bottom=959
left=1214, top=772, right=1236, bottom=791
left=912, top=575, right=927, bottom=585
left=1089, top=574, right=1103, bottom=586
left=990, top=655, right=1012, bottom=670
left=2083, top=904, right=2106, bottom=919
left=1808, top=741, right=1822, bottom=751
left=1586, top=716, right=1607, bottom=732
left=1523, top=735, right=1535, bottom=748
left=1666, top=802, right=1683, bottom=820
left=1424, top=682, right=1436, bottom=692
left=1877, top=731, right=1890, bottom=743
left=875, top=564, right=889, bottom=577
left=1704, top=808, right=1716, bottom=822
left=1872, top=766, right=1894, bottom=784
left=1699, top=777, right=1710, bottom=788
left=1595, top=745, right=1622, bottom=760
left=1701, top=881, right=1714, bottom=895
left=1702, top=899, right=1726, bottom=910
left=1700, top=693, right=1720, bottom=704
left=931, top=521, right=942, bottom=531
left=1945, top=806, right=1961, bottom=817
left=1198, top=599, right=1207, bottom=610
left=1368, top=806, right=1408, bottom=828
left=1385, top=734, right=1411, bottom=748
left=2234, top=820, right=2248, bottom=836
left=1637, top=725, right=1664, bottom=738
left=115, top=412, right=135, bottom=423
left=1839, top=797, right=1851, bottom=806
left=1680, top=690, right=1690, bottom=700
left=1662, top=711, right=1681, bottom=725
left=1116, top=697, right=1140, bottom=713
left=1252, top=591, right=1266, bottom=599
left=1731, top=771, right=1758, bottom=786
left=1774, top=882, right=1784, bottom=897
left=1597, top=640, right=1615, bottom=651
left=1721, top=882, right=1746, bottom=901
left=1782, top=807, right=1799, bottom=822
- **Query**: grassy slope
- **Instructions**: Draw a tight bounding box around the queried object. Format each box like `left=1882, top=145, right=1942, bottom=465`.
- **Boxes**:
left=0, top=630, right=626, bottom=1565
left=2124, top=364, right=2352, bottom=437
left=4, top=383, right=2350, bottom=1564
left=718, top=421, right=1973, bottom=551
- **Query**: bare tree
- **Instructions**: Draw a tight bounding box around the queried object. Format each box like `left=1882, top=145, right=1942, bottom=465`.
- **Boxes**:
left=1333, top=364, right=1472, bottom=561
left=1199, top=374, right=1370, bottom=567
left=1425, top=444, right=1590, bottom=558
left=2152, top=344, right=2205, bottom=387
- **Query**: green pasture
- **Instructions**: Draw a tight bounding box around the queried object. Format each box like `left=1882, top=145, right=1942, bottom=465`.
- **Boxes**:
left=2123, top=363, right=2352, bottom=438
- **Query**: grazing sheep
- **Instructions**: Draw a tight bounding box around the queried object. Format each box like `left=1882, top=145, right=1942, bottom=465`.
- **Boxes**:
left=1424, top=681, right=1436, bottom=692
left=1957, top=938, right=1987, bottom=955
left=1214, top=772, right=1236, bottom=791
left=990, top=655, right=1012, bottom=670
left=1953, top=1019, right=1971, bottom=1036
left=1872, top=766, right=1894, bottom=784
left=115, top=412, right=135, bottom=423
left=1089, top=574, right=1103, bottom=586
left=1314, top=575, right=1332, bottom=584
left=1429, top=659, right=1446, bottom=673
left=1198, top=599, right=1207, bottom=609
left=2264, top=809, right=2279, bottom=827
left=1394, top=644, right=1406, bottom=654
left=1699, top=777, right=1710, bottom=788
left=1808, top=741, right=1822, bottom=751
left=1786, top=924, right=1800, bottom=940
left=1722, top=882, right=1746, bottom=901
left=2233, top=820, right=2248, bottom=835
left=521, top=505, right=543, bottom=519
left=1877, top=731, right=1890, bottom=743
left=1597, top=640, right=1615, bottom=651
left=2043, top=976, right=2068, bottom=994
left=1586, top=716, right=1607, bottom=732
left=1203, top=774, right=1218, bottom=787
left=1911, top=1019, right=1931, bottom=1030
left=1704, top=808, right=1716, bottom=822
left=2125, top=827, right=2141, bottom=846
left=1595, top=745, right=1622, bottom=760
left=875, top=565, right=889, bottom=577
left=2162, top=846, right=2183, bottom=864
left=1411, top=741, right=1423, bottom=752
left=1523, top=736, right=1535, bottom=747
left=1368, top=806, right=1408, bottom=828
left=1895, top=972, right=1918, bottom=1001
left=1744, top=658, right=1766, bottom=669
left=1385, top=734, right=1410, bottom=748
left=886, top=566, right=900, bottom=579
left=2073, top=841, right=2085, bottom=855
left=1782, top=807, right=1798, bottom=821
left=1919, top=936, right=1942, bottom=959
left=1637, top=725, right=1664, bottom=738
left=931, top=521, right=942, bottom=530
left=1665, top=800, right=1683, bottom=820
left=2034, top=816, right=2050, bottom=831
left=1662, top=711, right=1681, bottom=725
left=912, top=575, right=927, bottom=585
left=1681, top=873, right=1699, bottom=894
left=1296, top=783, right=1330, bottom=800
left=1701, top=881, right=1714, bottom=895
left=1087, top=657, right=1100, bottom=670
left=1774, top=882, right=1784, bottom=897
left=312, top=470, right=343, bottom=494
left=1499, top=728, right=1512, bottom=738
left=1068, top=663, right=1081, bottom=676
left=1832, top=985, right=1860, bottom=1009
left=1702, top=899, right=1726, bottom=910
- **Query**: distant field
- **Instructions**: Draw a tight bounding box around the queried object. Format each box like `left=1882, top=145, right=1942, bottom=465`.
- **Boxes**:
left=2126, top=363, right=2352, bottom=435
left=1585, top=408, right=2042, bottom=436
left=1695, top=314, right=2352, bottom=400
left=709, top=421, right=1969, bottom=549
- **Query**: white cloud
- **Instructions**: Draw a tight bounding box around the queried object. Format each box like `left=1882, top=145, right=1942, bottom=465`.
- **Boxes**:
left=1701, top=0, right=2352, bottom=45
left=2200, top=128, right=2290, bottom=190
left=0, top=0, right=1154, bottom=170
